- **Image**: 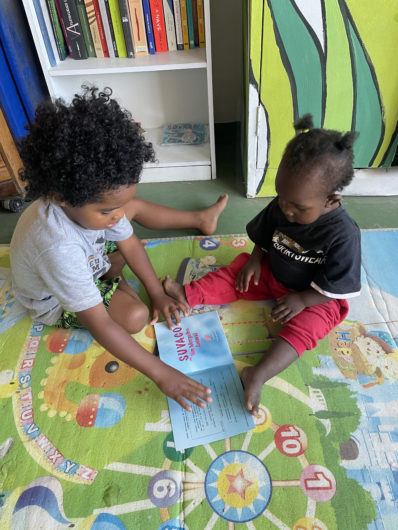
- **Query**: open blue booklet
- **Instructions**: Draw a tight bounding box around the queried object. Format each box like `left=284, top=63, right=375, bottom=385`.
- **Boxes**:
left=155, top=311, right=255, bottom=451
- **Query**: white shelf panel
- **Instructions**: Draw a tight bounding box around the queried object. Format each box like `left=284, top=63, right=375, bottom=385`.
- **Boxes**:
left=140, top=164, right=211, bottom=183
left=143, top=127, right=211, bottom=168
left=49, top=49, right=207, bottom=76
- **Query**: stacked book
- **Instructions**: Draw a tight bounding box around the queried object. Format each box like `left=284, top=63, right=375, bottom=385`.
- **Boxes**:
left=34, top=0, right=206, bottom=64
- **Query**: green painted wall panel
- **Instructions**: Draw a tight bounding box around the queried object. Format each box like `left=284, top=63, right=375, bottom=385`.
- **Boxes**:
left=247, top=0, right=397, bottom=197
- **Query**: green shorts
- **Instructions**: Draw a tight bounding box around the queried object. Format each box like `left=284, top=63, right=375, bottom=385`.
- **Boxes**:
left=54, top=241, right=120, bottom=329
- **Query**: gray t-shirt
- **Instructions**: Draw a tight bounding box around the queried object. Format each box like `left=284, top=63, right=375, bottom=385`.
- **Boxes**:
left=10, top=199, right=133, bottom=325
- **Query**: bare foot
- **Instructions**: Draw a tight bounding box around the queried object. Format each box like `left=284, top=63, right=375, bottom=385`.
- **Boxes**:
left=163, top=275, right=189, bottom=306
left=197, top=194, right=229, bottom=235
left=240, top=366, right=264, bottom=415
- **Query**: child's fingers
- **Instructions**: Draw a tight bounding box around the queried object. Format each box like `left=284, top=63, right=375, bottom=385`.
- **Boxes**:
left=271, top=304, right=288, bottom=319
left=253, top=270, right=260, bottom=286
left=171, top=306, right=182, bottom=326
left=272, top=308, right=292, bottom=323
left=150, top=309, right=159, bottom=326
left=178, top=387, right=212, bottom=411
left=163, top=311, right=175, bottom=330
left=236, top=273, right=250, bottom=292
left=175, top=396, right=192, bottom=412
left=176, top=299, right=190, bottom=317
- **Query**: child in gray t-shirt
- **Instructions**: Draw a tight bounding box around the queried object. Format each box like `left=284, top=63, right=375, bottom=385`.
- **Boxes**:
left=10, top=85, right=221, bottom=412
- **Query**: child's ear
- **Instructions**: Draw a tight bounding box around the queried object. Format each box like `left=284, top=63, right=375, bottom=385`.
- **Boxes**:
left=325, top=193, right=341, bottom=207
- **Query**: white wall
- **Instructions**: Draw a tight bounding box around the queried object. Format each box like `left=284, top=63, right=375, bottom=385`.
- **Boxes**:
left=210, top=0, right=243, bottom=124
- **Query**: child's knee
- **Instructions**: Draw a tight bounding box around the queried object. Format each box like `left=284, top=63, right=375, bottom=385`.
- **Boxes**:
left=123, top=303, right=149, bottom=334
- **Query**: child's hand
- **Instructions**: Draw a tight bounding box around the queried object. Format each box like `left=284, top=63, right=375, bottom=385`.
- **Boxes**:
left=150, top=292, right=190, bottom=330
left=236, top=261, right=262, bottom=292
left=155, top=363, right=212, bottom=412
left=271, top=293, right=305, bottom=324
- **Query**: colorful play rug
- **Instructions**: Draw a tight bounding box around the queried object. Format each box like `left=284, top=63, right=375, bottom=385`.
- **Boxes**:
left=0, top=231, right=397, bottom=529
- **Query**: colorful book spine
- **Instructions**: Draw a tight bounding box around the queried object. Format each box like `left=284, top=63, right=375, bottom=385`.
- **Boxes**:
left=118, top=0, right=135, bottom=57
left=98, top=0, right=115, bottom=57
left=196, top=0, right=204, bottom=48
left=83, top=0, right=102, bottom=56
left=185, top=0, right=195, bottom=48
left=104, top=0, right=118, bottom=56
left=179, top=0, right=189, bottom=50
left=191, top=0, right=198, bottom=46
left=76, top=0, right=96, bottom=56
left=127, top=0, right=148, bottom=55
left=54, top=0, right=74, bottom=56
left=162, top=0, right=176, bottom=52
left=46, top=0, right=68, bottom=60
left=141, top=0, right=155, bottom=54
left=83, top=0, right=106, bottom=57
left=108, top=0, right=127, bottom=57
left=172, top=0, right=183, bottom=50
left=57, top=0, right=88, bottom=59
left=93, top=0, right=110, bottom=56
left=32, top=0, right=57, bottom=65
left=38, top=0, right=61, bottom=62
left=148, top=0, right=168, bottom=52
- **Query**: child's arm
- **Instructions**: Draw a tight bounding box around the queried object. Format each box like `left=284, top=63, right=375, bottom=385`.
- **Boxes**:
left=76, top=303, right=212, bottom=411
left=271, top=289, right=333, bottom=324
left=116, top=234, right=190, bottom=329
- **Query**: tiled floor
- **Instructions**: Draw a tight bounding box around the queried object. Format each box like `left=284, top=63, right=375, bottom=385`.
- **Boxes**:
left=1, top=124, right=398, bottom=244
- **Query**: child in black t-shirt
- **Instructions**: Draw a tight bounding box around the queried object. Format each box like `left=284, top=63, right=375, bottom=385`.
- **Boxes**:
left=164, top=114, right=361, bottom=414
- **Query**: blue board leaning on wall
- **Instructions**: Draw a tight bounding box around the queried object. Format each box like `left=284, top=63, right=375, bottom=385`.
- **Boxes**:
left=0, top=0, right=48, bottom=142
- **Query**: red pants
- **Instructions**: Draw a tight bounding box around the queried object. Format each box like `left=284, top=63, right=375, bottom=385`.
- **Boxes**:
left=185, top=253, right=349, bottom=356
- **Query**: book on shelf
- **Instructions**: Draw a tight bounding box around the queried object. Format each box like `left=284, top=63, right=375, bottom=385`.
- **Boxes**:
left=103, top=0, right=118, bottom=56
left=155, top=311, right=255, bottom=451
left=172, top=0, right=183, bottom=50
left=197, top=0, right=205, bottom=48
left=118, top=0, right=135, bottom=57
left=76, top=0, right=96, bottom=56
left=108, top=0, right=127, bottom=57
left=162, top=123, right=207, bottom=145
left=141, top=0, right=155, bottom=54
left=38, top=0, right=61, bottom=62
left=83, top=0, right=109, bottom=57
left=127, top=0, right=148, bottom=55
left=54, top=0, right=73, bottom=57
left=45, top=0, right=68, bottom=60
left=148, top=0, right=168, bottom=52
left=93, top=0, right=110, bottom=56
left=162, top=0, right=177, bottom=52
left=57, top=0, right=88, bottom=59
left=179, top=0, right=189, bottom=50
left=191, top=0, right=198, bottom=46
left=98, top=0, right=115, bottom=57
left=32, top=0, right=57, bottom=65
left=185, top=0, right=195, bottom=49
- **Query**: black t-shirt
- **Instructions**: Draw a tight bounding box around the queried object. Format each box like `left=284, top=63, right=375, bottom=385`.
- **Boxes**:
left=246, top=198, right=361, bottom=298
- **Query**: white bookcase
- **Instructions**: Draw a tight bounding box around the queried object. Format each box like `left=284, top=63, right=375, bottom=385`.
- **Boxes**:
left=21, top=0, right=216, bottom=183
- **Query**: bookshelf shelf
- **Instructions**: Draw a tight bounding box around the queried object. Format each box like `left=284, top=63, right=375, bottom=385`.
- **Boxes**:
left=48, top=48, right=207, bottom=76
left=21, top=0, right=215, bottom=183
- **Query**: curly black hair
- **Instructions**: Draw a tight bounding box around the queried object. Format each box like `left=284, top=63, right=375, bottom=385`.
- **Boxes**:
left=282, top=114, right=358, bottom=194
left=18, top=86, right=156, bottom=207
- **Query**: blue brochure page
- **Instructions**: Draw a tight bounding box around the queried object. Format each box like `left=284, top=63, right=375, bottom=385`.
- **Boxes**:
left=155, top=311, right=254, bottom=451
